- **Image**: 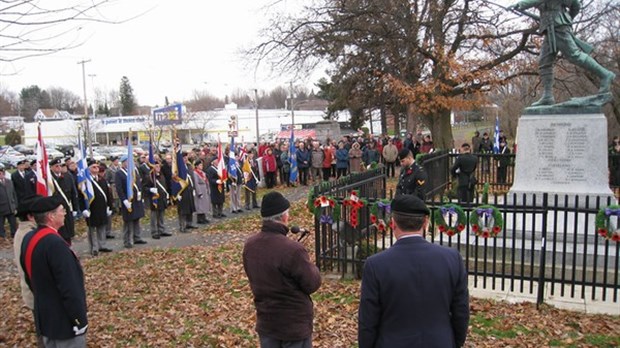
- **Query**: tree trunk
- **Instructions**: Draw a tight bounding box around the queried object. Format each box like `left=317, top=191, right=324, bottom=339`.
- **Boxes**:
left=427, top=108, right=455, bottom=150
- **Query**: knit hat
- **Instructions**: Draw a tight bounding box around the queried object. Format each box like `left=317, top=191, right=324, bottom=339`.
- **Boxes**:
left=261, top=192, right=290, bottom=217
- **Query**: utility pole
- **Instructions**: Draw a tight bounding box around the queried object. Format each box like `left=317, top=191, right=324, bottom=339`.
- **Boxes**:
left=78, top=59, right=93, bottom=158
left=289, top=81, right=295, bottom=127
left=254, top=88, right=259, bottom=143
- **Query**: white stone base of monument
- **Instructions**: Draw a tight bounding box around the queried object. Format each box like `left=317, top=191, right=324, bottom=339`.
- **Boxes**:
left=508, top=112, right=616, bottom=207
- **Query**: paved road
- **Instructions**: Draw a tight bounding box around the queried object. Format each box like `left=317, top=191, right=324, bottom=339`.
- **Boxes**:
left=0, top=185, right=312, bottom=262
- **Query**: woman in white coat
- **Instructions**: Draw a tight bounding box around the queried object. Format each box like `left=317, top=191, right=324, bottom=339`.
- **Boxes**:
left=192, top=160, right=211, bottom=224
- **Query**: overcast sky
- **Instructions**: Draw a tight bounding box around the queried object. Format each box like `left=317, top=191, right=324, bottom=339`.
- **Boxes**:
left=1, top=0, right=324, bottom=107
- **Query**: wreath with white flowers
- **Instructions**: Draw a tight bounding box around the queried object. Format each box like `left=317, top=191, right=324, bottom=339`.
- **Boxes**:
left=433, top=203, right=467, bottom=236
left=470, top=205, right=503, bottom=238
left=312, top=195, right=340, bottom=225
left=595, top=205, right=620, bottom=242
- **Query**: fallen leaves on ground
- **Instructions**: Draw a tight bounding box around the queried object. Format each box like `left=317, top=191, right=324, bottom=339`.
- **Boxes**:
left=0, top=182, right=618, bottom=347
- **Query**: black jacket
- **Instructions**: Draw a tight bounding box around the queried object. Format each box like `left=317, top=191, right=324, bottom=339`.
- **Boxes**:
left=395, top=163, right=427, bottom=200
left=51, top=173, right=79, bottom=240
left=11, top=171, right=35, bottom=204
left=20, top=226, right=87, bottom=340
left=451, top=154, right=478, bottom=188
left=79, top=177, right=113, bottom=227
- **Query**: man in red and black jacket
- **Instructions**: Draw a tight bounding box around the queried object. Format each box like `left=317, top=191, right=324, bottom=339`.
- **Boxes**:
left=20, top=195, right=88, bottom=347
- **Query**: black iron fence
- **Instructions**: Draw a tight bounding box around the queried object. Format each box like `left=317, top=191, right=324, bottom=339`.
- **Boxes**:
left=313, top=170, right=619, bottom=305
left=444, top=152, right=620, bottom=197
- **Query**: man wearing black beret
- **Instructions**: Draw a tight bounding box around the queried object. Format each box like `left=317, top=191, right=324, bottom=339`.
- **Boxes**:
left=50, top=157, right=79, bottom=244
left=243, top=192, right=321, bottom=348
left=395, top=149, right=427, bottom=200
left=358, top=195, right=469, bottom=348
left=19, top=195, right=88, bottom=347
left=11, top=159, right=35, bottom=206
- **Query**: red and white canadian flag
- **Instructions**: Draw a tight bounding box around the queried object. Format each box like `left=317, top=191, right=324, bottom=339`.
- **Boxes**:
left=217, top=139, right=228, bottom=185
left=34, top=124, right=52, bottom=196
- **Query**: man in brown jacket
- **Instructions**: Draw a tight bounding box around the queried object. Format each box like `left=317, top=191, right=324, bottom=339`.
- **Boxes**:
left=243, top=192, right=322, bottom=348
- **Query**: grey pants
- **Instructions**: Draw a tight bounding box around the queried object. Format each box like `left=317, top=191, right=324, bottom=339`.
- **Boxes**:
left=122, top=219, right=142, bottom=247
left=178, top=213, right=193, bottom=232
left=150, top=209, right=165, bottom=237
left=259, top=335, right=311, bottom=348
left=87, top=225, right=107, bottom=254
left=105, top=215, right=113, bottom=237
left=42, top=335, right=86, bottom=348
left=230, top=185, right=242, bottom=212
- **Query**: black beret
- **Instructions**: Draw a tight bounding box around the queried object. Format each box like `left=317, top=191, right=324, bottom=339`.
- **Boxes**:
left=16, top=195, right=41, bottom=220
left=261, top=192, right=290, bottom=217
left=49, top=158, right=62, bottom=166
left=397, top=149, right=412, bottom=161
left=16, top=159, right=28, bottom=165
left=30, top=195, right=64, bottom=214
left=109, top=155, right=119, bottom=161
left=98, top=162, right=108, bottom=170
left=391, top=194, right=430, bottom=216
left=87, top=159, right=98, bottom=167
left=30, top=159, right=37, bottom=166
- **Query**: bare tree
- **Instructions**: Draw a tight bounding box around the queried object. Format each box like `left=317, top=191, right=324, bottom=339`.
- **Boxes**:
left=48, top=86, right=82, bottom=113
left=0, top=0, right=142, bottom=64
left=247, top=0, right=613, bottom=147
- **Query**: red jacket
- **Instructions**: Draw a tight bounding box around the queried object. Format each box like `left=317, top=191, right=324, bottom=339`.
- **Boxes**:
left=262, top=154, right=277, bottom=173
left=322, top=148, right=334, bottom=168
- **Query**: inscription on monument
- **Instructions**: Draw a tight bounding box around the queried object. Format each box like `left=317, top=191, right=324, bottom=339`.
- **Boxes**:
left=533, top=123, right=587, bottom=185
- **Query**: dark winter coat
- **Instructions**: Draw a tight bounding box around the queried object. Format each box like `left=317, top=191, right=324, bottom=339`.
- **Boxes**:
left=80, top=177, right=113, bottom=227
left=206, top=165, right=225, bottom=205
left=20, top=226, right=87, bottom=340
left=115, top=167, right=145, bottom=222
left=51, top=173, right=79, bottom=240
left=243, top=220, right=322, bottom=341
left=0, top=178, right=17, bottom=216
left=143, top=172, right=169, bottom=212
left=336, top=148, right=349, bottom=169
left=296, top=148, right=311, bottom=169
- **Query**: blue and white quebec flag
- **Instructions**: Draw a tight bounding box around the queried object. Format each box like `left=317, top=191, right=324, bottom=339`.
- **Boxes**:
left=76, top=133, right=95, bottom=209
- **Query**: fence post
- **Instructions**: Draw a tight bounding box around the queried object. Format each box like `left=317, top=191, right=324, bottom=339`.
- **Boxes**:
left=536, top=193, right=549, bottom=309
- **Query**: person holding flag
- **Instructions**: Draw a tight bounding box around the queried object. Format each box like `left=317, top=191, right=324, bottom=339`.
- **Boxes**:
left=171, top=139, right=197, bottom=233
left=227, top=141, right=243, bottom=214
left=288, top=128, right=299, bottom=186
left=144, top=159, right=171, bottom=238
left=49, top=158, right=79, bottom=244
left=207, top=156, right=226, bottom=219
left=242, top=150, right=260, bottom=210
left=493, top=116, right=501, bottom=154
left=192, top=159, right=211, bottom=224
left=80, top=160, right=114, bottom=256
left=115, top=136, right=146, bottom=248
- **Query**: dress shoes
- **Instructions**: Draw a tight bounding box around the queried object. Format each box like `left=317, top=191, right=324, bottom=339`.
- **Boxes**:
left=99, top=247, right=113, bottom=252
left=187, top=225, right=198, bottom=229
left=106, top=235, right=115, bottom=239
left=219, top=213, right=227, bottom=218
left=152, top=235, right=160, bottom=239
left=236, top=209, right=243, bottom=213
left=161, top=233, right=172, bottom=237
left=124, top=244, right=133, bottom=249
left=134, top=240, right=147, bottom=245
left=91, top=250, right=99, bottom=257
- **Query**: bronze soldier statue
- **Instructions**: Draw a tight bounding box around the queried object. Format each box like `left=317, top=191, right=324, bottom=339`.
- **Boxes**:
left=508, top=0, right=616, bottom=106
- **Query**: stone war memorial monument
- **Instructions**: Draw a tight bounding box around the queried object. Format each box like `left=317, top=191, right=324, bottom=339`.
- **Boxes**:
left=507, top=0, right=617, bottom=207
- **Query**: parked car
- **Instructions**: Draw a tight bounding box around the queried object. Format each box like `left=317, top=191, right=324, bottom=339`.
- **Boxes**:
left=13, top=144, right=34, bottom=155
left=0, top=146, right=26, bottom=168
left=56, top=144, right=75, bottom=157
left=45, top=147, right=64, bottom=160
left=90, top=149, right=107, bottom=162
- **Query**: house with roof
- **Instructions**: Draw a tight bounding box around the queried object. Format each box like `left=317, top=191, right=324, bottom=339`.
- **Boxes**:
left=33, top=109, right=74, bottom=121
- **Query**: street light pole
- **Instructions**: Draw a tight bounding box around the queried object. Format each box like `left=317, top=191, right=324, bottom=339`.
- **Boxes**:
left=254, top=88, right=259, bottom=143
left=78, top=59, right=93, bottom=158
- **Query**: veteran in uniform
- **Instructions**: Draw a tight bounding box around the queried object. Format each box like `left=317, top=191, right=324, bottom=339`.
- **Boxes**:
left=395, top=149, right=427, bottom=200
left=451, top=143, right=478, bottom=203
left=49, top=158, right=79, bottom=244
